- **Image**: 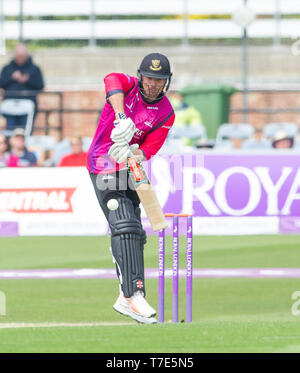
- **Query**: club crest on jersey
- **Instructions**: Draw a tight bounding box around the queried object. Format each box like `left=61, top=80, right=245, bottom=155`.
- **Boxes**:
left=134, top=129, right=144, bottom=137
left=150, top=60, right=162, bottom=71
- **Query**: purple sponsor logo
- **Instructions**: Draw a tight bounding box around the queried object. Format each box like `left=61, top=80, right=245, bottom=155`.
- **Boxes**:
left=0, top=222, right=19, bottom=237
left=143, top=154, right=300, bottom=218
left=279, top=217, right=300, bottom=233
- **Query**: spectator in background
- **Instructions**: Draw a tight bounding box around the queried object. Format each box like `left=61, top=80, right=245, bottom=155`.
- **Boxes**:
left=0, top=43, right=44, bottom=132
left=58, top=136, right=87, bottom=166
left=9, top=128, right=37, bottom=166
left=169, top=93, right=204, bottom=147
left=272, top=130, right=294, bottom=149
left=0, top=133, right=18, bottom=167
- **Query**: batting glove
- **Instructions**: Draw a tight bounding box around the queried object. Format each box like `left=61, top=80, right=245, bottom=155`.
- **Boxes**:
left=111, top=113, right=136, bottom=145
left=108, top=143, right=139, bottom=164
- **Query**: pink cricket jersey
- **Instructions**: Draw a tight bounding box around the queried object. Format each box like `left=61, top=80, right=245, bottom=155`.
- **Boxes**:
left=87, top=73, right=175, bottom=174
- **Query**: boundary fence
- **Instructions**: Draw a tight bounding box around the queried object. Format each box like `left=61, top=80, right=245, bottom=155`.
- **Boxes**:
left=1, top=0, right=300, bottom=43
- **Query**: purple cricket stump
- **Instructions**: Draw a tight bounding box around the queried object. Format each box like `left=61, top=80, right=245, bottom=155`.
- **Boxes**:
left=172, top=215, right=179, bottom=323
left=186, top=216, right=193, bottom=323
left=158, top=228, right=165, bottom=323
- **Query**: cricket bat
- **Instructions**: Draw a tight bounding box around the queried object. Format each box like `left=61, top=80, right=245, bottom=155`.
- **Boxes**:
left=127, top=157, right=168, bottom=232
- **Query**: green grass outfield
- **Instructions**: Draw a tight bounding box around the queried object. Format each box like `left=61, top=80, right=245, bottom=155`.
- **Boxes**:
left=0, top=235, right=300, bottom=353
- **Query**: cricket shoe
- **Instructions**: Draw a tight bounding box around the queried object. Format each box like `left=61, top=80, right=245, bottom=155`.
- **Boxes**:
left=113, top=291, right=157, bottom=324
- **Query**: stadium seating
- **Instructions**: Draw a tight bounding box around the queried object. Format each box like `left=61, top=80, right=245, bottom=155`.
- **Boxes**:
left=215, top=123, right=255, bottom=149
left=262, top=122, right=299, bottom=139
left=24, top=135, right=57, bottom=165
left=0, top=99, right=35, bottom=137
left=169, top=123, right=207, bottom=140
left=44, top=136, right=92, bottom=166
left=25, top=135, right=57, bottom=151
left=242, top=137, right=272, bottom=150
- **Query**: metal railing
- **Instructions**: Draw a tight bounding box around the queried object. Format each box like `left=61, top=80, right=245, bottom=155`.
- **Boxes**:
left=230, top=89, right=300, bottom=123
left=2, top=88, right=300, bottom=140
left=36, top=89, right=300, bottom=138
left=0, top=90, right=102, bottom=139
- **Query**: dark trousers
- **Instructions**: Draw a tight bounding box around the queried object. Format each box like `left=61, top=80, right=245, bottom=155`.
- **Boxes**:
left=4, top=114, right=28, bottom=131
left=89, top=169, right=140, bottom=223
left=89, top=170, right=146, bottom=297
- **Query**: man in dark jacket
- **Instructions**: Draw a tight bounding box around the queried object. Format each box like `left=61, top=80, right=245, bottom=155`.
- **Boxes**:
left=0, top=43, right=44, bottom=133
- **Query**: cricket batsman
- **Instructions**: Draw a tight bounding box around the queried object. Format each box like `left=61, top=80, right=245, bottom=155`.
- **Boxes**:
left=87, top=53, right=175, bottom=324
